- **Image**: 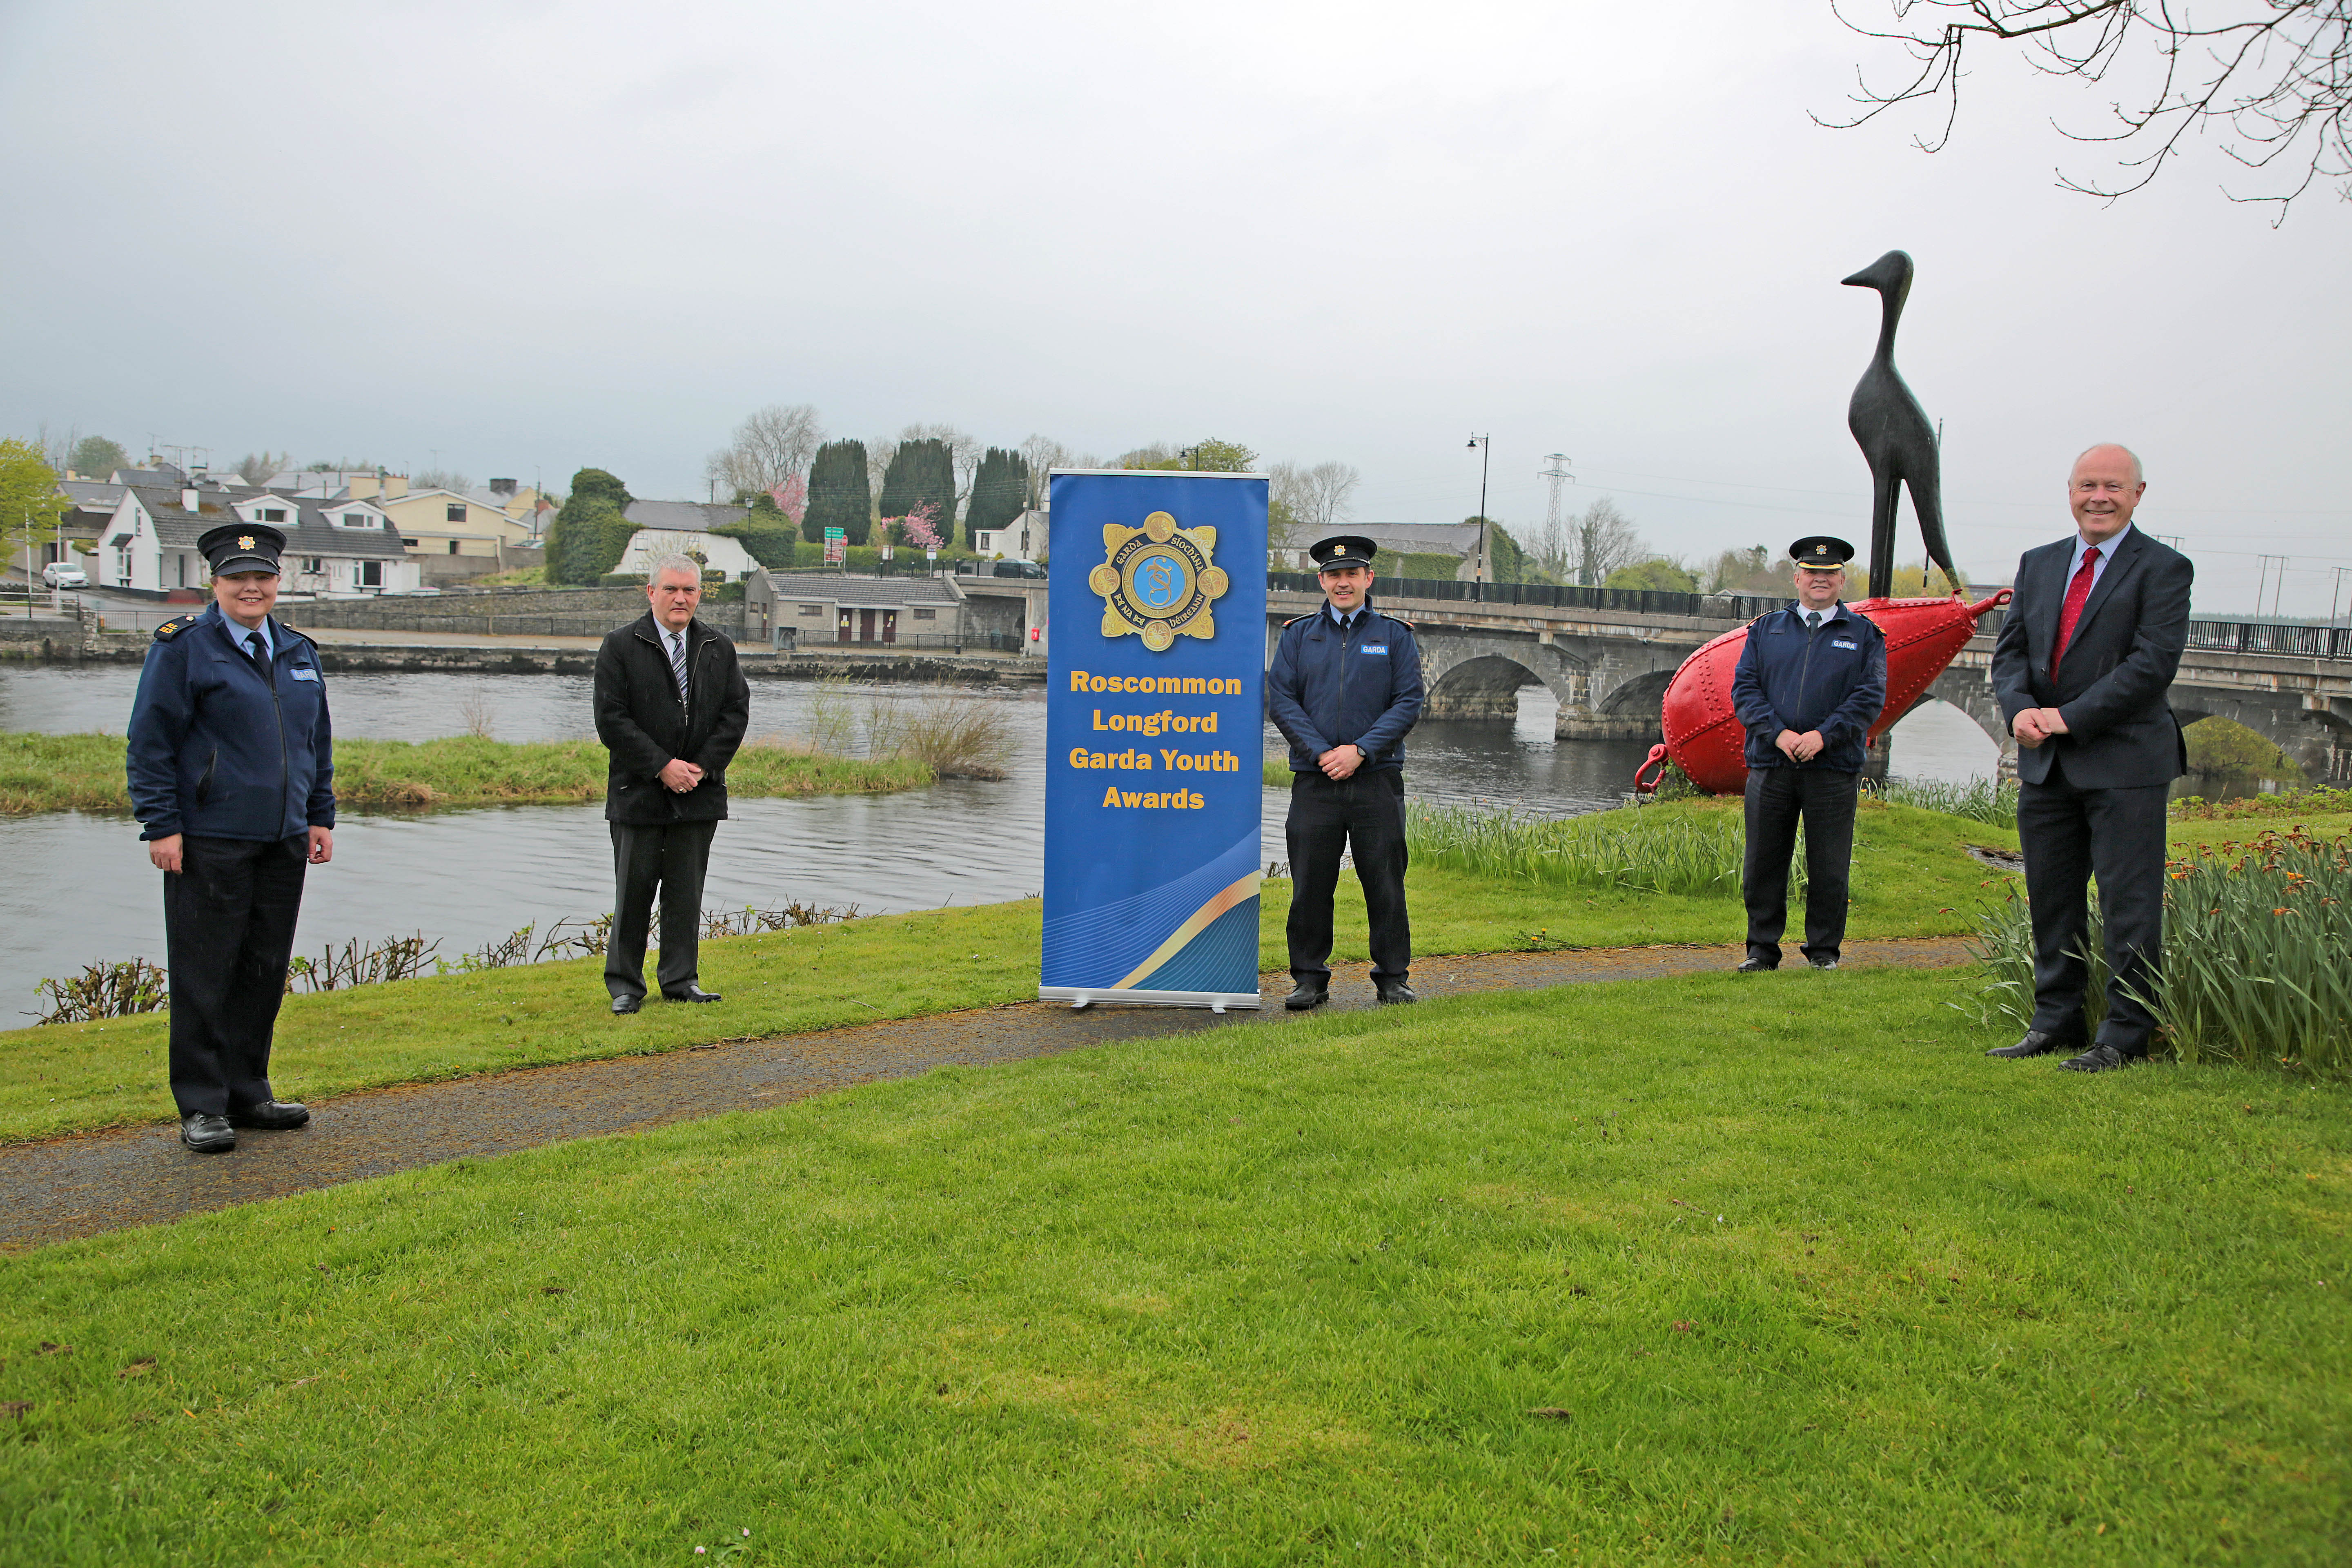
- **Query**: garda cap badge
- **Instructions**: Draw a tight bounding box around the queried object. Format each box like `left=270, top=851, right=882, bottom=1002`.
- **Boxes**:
left=237, top=535, right=255, bottom=550
left=1087, top=510, right=1228, bottom=652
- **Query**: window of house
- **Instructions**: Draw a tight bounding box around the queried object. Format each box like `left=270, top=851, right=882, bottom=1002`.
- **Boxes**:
left=912, top=608, right=936, bottom=620
left=342, top=512, right=374, bottom=528
left=446, top=503, right=466, bottom=523
left=799, top=604, right=824, bottom=616
left=446, top=540, right=460, bottom=554
left=358, top=560, right=383, bottom=587
left=260, top=507, right=288, bottom=522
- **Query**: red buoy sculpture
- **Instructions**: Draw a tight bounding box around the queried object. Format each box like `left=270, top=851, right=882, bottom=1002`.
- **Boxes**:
left=1632, top=590, right=2010, bottom=797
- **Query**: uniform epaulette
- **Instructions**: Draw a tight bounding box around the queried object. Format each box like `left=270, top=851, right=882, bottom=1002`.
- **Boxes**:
left=153, top=616, right=198, bottom=642
left=1283, top=613, right=1316, bottom=626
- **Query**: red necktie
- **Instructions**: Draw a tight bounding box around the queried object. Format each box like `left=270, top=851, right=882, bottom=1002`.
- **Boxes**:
left=2049, top=545, right=2100, bottom=677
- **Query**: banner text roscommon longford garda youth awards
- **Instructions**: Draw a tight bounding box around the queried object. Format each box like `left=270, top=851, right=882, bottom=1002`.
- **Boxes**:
left=1038, top=472, right=1268, bottom=1007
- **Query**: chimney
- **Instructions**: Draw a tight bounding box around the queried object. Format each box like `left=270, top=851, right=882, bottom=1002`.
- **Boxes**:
left=489, top=477, right=517, bottom=497
left=346, top=472, right=379, bottom=499
left=383, top=474, right=409, bottom=499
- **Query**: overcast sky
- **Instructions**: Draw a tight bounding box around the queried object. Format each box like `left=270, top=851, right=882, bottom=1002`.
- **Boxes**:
left=4, top=0, right=2345, bottom=614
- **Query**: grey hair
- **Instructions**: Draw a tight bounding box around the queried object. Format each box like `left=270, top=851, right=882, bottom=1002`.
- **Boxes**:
left=648, top=553, right=703, bottom=586
left=2074, top=443, right=2145, bottom=485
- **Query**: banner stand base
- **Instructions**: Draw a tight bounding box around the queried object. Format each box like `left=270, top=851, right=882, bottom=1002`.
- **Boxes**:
left=1039, top=986, right=1262, bottom=1014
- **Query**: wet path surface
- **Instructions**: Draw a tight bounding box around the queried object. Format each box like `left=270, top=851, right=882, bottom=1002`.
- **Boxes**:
left=1, top=939, right=1972, bottom=1250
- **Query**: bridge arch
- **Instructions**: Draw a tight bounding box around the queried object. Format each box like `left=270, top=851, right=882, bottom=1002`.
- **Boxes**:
left=1417, top=637, right=1586, bottom=726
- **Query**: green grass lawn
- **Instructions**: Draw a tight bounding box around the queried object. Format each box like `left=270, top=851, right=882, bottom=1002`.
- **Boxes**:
left=4, top=968, right=2345, bottom=1563
left=0, top=801, right=2010, bottom=1146
left=0, top=733, right=929, bottom=815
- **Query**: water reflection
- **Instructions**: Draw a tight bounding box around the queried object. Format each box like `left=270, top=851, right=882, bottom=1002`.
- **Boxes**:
left=0, top=666, right=1998, bottom=1009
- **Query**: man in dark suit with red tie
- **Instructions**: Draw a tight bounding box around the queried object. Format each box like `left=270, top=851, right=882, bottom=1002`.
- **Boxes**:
left=1987, top=444, right=2193, bottom=1072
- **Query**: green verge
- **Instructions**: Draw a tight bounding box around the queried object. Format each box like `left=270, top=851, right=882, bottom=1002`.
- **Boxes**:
left=0, top=733, right=929, bottom=814
left=0, top=801, right=2009, bottom=1145
left=2, top=970, right=2345, bottom=1563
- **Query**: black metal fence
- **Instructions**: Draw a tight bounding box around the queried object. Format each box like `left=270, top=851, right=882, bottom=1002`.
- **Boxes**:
left=2187, top=620, right=2352, bottom=659
left=1268, top=570, right=1784, bottom=621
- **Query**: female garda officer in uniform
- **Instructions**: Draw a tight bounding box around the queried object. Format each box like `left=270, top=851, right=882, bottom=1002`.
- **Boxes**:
left=1265, top=534, right=1426, bottom=1010
left=126, top=522, right=335, bottom=1153
left=1728, top=536, right=1887, bottom=972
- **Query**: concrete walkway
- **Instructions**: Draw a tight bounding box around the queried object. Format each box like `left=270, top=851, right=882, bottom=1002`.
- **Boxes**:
left=0, top=939, right=1973, bottom=1250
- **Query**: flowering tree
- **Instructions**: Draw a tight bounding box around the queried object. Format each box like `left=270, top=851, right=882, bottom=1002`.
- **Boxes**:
left=893, top=502, right=944, bottom=552
left=768, top=474, right=807, bottom=525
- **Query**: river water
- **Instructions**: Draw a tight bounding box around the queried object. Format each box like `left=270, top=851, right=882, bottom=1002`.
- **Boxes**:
left=0, top=666, right=1998, bottom=1012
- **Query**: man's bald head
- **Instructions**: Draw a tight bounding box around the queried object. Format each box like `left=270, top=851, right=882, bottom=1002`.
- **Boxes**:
left=2073, top=443, right=2144, bottom=486
left=2068, top=444, right=2146, bottom=544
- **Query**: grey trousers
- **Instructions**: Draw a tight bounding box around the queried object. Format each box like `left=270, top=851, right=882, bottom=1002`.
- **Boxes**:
left=606, top=820, right=719, bottom=1001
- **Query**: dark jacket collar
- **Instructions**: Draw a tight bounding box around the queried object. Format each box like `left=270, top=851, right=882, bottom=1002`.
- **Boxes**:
left=2061, top=523, right=2145, bottom=648
left=633, top=610, right=706, bottom=647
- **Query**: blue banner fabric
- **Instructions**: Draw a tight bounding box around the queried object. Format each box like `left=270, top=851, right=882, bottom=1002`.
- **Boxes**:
left=1039, top=471, right=1269, bottom=1009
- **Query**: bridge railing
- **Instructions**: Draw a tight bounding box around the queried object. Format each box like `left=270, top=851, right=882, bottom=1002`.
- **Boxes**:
left=1269, top=571, right=1782, bottom=622
left=2186, top=620, right=2352, bottom=659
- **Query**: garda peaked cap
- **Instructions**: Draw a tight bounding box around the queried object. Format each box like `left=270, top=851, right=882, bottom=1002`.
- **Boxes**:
left=1310, top=534, right=1379, bottom=572
left=1789, top=536, right=1856, bottom=570
left=197, top=521, right=287, bottom=577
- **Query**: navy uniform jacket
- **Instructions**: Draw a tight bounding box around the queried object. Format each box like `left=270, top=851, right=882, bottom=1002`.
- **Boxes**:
left=126, top=607, right=336, bottom=842
left=1730, top=601, right=1888, bottom=773
left=1266, top=603, right=1425, bottom=773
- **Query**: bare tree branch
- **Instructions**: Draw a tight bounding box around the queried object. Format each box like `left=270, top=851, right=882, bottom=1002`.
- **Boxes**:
left=1822, top=1, right=2351, bottom=219
left=705, top=403, right=825, bottom=500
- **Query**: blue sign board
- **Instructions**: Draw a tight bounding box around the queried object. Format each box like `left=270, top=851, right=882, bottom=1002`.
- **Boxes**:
left=1040, top=470, right=1268, bottom=1009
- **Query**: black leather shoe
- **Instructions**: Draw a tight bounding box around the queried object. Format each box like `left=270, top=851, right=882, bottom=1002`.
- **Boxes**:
left=1986, top=1029, right=2080, bottom=1059
left=1374, top=982, right=1419, bottom=1005
left=663, top=986, right=723, bottom=1004
left=610, top=995, right=641, bottom=1015
left=2059, top=1043, right=2136, bottom=1073
left=180, top=1113, right=234, bottom=1153
left=1735, top=956, right=1777, bottom=973
left=227, top=1100, right=310, bottom=1130
left=1807, top=957, right=1840, bottom=971
left=1283, top=980, right=1329, bottom=1011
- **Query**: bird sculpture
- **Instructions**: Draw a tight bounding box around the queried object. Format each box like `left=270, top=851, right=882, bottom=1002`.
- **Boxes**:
left=1841, top=249, right=1959, bottom=600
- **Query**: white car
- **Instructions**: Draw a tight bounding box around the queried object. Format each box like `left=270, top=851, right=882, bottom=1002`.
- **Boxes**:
left=42, top=563, right=89, bottom=589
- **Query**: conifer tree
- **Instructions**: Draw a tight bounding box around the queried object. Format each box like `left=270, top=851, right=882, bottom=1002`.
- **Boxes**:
left=804, top=439, right=871, bottom=546
left=964, top=447, right=1028, bottom=550
left=878, top=439, right=955, bottom=546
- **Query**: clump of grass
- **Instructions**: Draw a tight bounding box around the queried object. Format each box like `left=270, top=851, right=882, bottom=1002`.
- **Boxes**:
left=887, top=696, right=1017, bottom=780
left=33, top=959, right=168, bottom=1025
left=1872, top=775, right=2018, bottom=827
left=1264, top=756, right=1292, bottom=788
left=1965, top=827, right=2352, bottom=1072
left=0, top=732, right=931, bottom=815
left=1406, top=800, right=1803, bottom=898
left=2171, top=784, right=2352, bottom=822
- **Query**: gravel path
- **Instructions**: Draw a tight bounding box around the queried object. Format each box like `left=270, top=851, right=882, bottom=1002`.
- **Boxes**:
left=0, top=938, right=1973, bottom=1250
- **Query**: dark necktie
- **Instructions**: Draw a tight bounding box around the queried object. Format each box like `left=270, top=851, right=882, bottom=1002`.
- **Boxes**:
left=2051, top=546, right=2101, bottom=676
left=1805, top=611, right=1822, bottom=633
left=244, top=630, right=266, bottom=667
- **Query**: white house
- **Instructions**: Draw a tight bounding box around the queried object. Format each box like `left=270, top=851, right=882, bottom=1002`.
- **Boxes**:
left=613, top=528, right=761, bottom=582
left=100, top=484, right=423, bottom=597
left=973, top=508, right=1043, bottom=563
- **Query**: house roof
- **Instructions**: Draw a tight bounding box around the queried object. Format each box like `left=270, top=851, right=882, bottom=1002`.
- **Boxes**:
left=624, top=499, right=750, bottom=534
left=111, top=487, right=411, bottom=559
left=60, top=480, right=126, bottom=511
left=1349, top=522, right=1483, bottom=557
left=774, top=572, right=961, bottom=609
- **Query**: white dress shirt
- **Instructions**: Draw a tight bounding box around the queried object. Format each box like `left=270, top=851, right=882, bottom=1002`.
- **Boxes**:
left=2066, top=522, right=2133, bottom=594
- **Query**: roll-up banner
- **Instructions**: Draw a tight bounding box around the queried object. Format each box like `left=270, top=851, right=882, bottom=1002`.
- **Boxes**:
left=1040, top=470, right=1268, bottom=1011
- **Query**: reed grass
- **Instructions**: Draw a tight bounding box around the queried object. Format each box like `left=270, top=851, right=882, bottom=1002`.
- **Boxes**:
left=0, top=732, right=931, bottom=814
left=1872, top=774, right=2019, bottom=827
left=1966, top=826, right=2352, bottom=1072
left=1405, top=799, right=1808, bottom=898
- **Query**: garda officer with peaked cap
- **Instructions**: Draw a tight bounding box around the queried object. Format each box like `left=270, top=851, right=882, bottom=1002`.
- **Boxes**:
left=1266, top=534, right=1426, bottom=1010
left=126, top=521, right=335, bottom=1154
left=1728, top=536, right=1887, bottom=972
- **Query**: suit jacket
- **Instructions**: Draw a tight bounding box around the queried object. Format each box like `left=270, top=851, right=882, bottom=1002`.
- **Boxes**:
left=1990, top=527, right=2192, bottom=789
left=594, top=612, right=751, bottom=824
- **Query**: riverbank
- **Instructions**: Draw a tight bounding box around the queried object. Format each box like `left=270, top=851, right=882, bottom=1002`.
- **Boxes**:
left=0, top=798, right=2013, bottom=1143
left=2, top=967, right=2342, bottom=1561
left=0, top=733, right=931, bottom=815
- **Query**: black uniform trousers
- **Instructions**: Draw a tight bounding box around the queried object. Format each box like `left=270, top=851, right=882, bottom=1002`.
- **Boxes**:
left=2017, top=755, right=2168, bottom=1052
left=164, top=833, right=308, bottom=1117
left=1741, top=766, right=1858, bottom=966
left=1285, top=769, right=1410, bottom=983
left=606, top=820, right=719, bottom=1002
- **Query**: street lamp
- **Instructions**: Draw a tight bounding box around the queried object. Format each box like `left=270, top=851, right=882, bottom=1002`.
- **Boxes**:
left=1466, top=434, right=1490, bottom=598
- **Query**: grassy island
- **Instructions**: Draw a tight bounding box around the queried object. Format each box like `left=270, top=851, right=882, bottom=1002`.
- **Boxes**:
left=0, top=732, right=930, bottom=816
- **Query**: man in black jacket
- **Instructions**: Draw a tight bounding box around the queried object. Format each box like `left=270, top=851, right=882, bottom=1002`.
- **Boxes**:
left=1988, top=444, right=2192, bottom=1072
left=594, top=555, right=752, bottom=1013
left=1729, top=537, right=1889, bottom=973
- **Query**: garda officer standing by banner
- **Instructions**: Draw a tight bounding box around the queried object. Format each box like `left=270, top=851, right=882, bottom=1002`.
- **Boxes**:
left=126, top=523, right=335, bottom=1153
left=1267, top=534, right=1426, bottom=1010
left=1729, top=536, right=1887, bottom=972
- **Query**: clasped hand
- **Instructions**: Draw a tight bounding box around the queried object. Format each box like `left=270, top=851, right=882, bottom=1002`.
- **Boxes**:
left=2011, top=708, right=2070, bottom=749
left=1775, top=729, right=1826, bottom=764
left=1317, top=745, right=1364, bottom=780
left=659, top=758, right=705, bottom=793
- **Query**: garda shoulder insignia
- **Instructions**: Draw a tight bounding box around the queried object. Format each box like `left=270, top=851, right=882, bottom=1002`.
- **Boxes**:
left=1283, top=612, right=1316, bottom=627
left=1086, top=510, right=1228, bottom=652
left=153, top=616, right=196, bottom=642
